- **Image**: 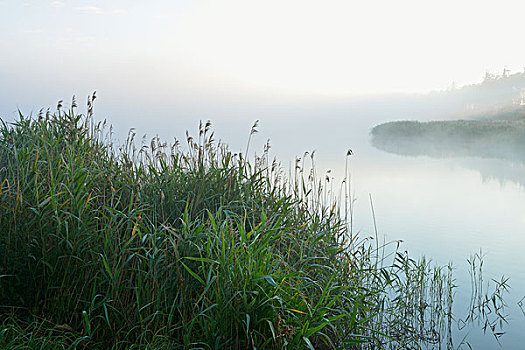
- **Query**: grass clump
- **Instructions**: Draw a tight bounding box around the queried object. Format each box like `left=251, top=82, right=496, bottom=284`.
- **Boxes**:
left=0, top=96, right=457, bottom=349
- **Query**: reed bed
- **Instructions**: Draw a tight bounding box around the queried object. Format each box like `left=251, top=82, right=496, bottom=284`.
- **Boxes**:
left=0, top=96, right=464, bottom=349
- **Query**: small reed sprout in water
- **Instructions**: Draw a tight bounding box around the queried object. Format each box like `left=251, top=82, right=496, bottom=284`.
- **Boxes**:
left=460, top=251, right=510, bottom=344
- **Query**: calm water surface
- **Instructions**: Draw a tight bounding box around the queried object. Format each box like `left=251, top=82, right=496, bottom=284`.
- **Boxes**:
left=322, top=103, right=525, bottom=348
left=348, top=151, right=525, bottom=348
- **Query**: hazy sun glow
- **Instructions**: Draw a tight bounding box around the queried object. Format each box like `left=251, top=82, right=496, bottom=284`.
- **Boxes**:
left=168, top=0, right=525, bottom=95
left=1, top=0, right=525, bottom=99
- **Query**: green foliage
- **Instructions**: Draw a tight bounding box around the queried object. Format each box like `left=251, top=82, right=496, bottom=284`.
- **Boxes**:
left=0, top=97, right=458, bottom=349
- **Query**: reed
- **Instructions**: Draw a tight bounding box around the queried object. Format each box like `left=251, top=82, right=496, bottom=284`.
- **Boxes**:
left=0, top=96, right=467, bottom=349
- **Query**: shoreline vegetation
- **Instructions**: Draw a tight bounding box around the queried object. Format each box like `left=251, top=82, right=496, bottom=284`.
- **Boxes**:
left=370, top=69, right=525, bottom=162
left=370, top=119, right=525, bottom=162
left=432, top=68, right=525, bottom=120
left=0, top=96, right=505, bottom=349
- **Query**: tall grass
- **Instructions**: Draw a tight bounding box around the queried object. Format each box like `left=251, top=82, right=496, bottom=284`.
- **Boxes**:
left=0, top=96, right=460, bottom=349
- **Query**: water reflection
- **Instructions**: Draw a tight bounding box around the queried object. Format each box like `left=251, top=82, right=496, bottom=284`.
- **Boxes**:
left=460, top=158, right=525, bottom=190
left=370, top=121, right=525, bottom=189
left=366, top=120, right=525, bottom=348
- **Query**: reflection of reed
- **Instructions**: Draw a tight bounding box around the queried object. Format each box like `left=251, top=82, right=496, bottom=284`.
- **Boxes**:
left=517, top=296, right=525, bottom=317
left=378, top=253, right=456, bottom=349
left=460, top=251, right=510, bottom=344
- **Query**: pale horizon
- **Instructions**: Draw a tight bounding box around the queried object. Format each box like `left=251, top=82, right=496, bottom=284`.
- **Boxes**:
left=1, top=0, right=525, bottom=105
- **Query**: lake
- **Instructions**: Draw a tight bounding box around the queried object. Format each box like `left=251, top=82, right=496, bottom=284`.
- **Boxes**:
left=317, top=98, right=525, bottom=349
left=351, top=143, right=525, bottom=349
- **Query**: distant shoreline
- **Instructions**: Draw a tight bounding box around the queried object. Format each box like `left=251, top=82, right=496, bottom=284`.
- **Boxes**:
left=370, top=119, right=525, bottom=161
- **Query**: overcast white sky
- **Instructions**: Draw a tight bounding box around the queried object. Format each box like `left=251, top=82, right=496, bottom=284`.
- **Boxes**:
left=1, top=0, right=524, bottom=101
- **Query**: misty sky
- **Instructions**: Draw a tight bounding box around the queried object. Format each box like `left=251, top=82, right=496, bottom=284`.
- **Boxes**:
left=1, top=0, right=525, bottom=103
